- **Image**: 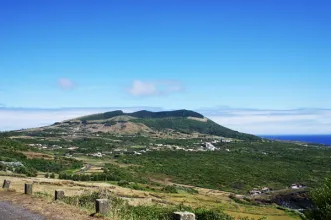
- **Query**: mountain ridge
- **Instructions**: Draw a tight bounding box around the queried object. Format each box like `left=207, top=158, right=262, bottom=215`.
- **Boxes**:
left=76, top=109, right=204, bottom=121
left=52, top=109, right=260, bottom=141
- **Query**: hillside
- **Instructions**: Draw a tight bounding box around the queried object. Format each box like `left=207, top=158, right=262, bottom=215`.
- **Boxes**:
left=50, top=109, right=260, bottom=141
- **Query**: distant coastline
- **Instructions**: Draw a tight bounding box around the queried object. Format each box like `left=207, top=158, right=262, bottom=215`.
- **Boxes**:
left=260, top=134, right=331, bottom=146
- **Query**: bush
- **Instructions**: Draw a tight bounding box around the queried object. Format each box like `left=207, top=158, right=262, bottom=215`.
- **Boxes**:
left=195, top=209, right=234, bottom=220
left=118, top=180, right=130, bottom=187
left=161, top=185, right=178, bottom=193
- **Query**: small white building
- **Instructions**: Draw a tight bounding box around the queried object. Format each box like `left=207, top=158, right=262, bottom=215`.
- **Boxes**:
left=290, top=184, right=303, bottom=189
left=205, top=142, right=216, bottom=151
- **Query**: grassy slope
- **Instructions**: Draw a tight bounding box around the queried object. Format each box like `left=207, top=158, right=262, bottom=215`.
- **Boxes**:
left=133, top=117, right=259, bottom=141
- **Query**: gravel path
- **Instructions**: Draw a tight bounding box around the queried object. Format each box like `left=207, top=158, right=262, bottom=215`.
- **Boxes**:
left=0, top=201, right=45, bottom=220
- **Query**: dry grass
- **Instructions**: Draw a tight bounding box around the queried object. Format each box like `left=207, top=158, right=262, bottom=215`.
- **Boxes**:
left=0, top=175, right=299, bottom=219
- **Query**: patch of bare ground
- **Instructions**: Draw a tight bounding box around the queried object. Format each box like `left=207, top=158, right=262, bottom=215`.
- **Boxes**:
left=20, top=151, right=54, bottom=160
left=187, top=116, right=208, bottom=122
left=84, top=121, right=153, bottom=134
left=0, top=190, right=97, bottom=220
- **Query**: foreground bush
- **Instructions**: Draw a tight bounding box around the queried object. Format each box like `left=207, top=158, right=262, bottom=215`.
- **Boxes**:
left=305, top=177, right=331, bottom=220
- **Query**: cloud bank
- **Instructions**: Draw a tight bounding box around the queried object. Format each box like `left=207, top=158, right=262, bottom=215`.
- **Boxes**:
left=0, top=107, right=330, bottom=135
left=202, top=107, right=331, bottom=135
left=128, top=80, right=183, bottom=97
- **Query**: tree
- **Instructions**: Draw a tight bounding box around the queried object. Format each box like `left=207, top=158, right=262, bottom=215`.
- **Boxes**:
left=305, top=177, right=331, bottom=219
left=50, top=173, right=55, bottom=178
left=45, top=173, right=49, bottom=178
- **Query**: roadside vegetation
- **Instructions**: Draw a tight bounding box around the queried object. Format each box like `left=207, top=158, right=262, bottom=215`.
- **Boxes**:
left=61, top=189, right=267, bottom=220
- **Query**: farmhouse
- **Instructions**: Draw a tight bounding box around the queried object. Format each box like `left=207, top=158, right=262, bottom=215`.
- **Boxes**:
left=290, top=183, right=304, bottom=189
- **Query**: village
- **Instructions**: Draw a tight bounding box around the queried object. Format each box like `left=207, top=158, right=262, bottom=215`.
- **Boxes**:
left=26, top=136, right=235, bottom=158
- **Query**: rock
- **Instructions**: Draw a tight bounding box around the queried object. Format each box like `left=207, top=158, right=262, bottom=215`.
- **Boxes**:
left=2, top=180, right=11, bottom=189
left=173, top=211, right=195, bottom=220
left=55, top=190, right=65, bottom=200
left=24, top=183, right=33, bottom=195
left=95, top=199, right=109, bottom=215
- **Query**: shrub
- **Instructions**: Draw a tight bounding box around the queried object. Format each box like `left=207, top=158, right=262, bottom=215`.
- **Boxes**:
left=118, top=180, right=130, bottom=187
left=161, top=185, right=178, bottom=193
left=305, top=177, right=331, bottom=219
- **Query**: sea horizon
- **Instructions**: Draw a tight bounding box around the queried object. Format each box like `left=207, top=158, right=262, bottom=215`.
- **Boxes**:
left=259, top=134, right=331, bottom=146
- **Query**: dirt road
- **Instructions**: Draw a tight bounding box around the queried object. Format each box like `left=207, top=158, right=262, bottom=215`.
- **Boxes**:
left=0, top=201, right=45, bottom=220
left=0, top=191, right=95, bottom=220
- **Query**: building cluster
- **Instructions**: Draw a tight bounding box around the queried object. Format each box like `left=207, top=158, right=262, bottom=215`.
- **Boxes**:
left=87, top=152, right=103, bottom=157
left=27, top=143, right=63, bottom=150
left=0, top=161, right=24, bottom=167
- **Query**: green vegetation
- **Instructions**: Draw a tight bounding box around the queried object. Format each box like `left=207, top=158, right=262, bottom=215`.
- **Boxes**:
left=76, top=109, right=259, bottom=140
left=78, top=109, right=204, bottom=121
left=59, top=163, right=147, bottom=183
left=133, top=117, right=259, bottom=141
left=161, top=185, right=198, bottom=194
left=78, top=110, right=125, bottom=121
left=118, top=142, right=331, bottom=193
left=57, top=140, right=331, bottom=196
left=0, top=137, right=82, bottom=176
left=305, top=177, right=331, bottom=219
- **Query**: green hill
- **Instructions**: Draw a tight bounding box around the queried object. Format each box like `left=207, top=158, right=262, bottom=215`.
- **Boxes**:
left=78, top=109, right=204, bottom=121
left=75, top=109, right=259, bottom=141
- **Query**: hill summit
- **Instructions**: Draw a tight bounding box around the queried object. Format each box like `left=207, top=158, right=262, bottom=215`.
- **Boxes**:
left=50, top=109, right=259, bottom=141
left=78, top=109, right=204, bottom=121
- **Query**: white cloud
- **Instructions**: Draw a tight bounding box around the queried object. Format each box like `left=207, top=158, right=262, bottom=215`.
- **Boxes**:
left=128, top=80, right=157, bottom=96
left=58, top=78, right=75, bottom=89
left=200, top=107, right=331, bottom=135
left=128, top=80, right=183, bottom=97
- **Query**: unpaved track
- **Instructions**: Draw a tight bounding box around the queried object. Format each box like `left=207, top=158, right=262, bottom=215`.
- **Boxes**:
left=0, top=201, right=45, bottom=220
left=0, top=191, right=96, bottom=220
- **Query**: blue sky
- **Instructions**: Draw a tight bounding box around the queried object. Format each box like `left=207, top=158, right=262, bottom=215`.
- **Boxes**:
left=0, top=0, right=330, bottom=134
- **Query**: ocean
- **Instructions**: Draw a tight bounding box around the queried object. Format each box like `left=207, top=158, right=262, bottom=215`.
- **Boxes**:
left=260, top=135, right=331, bottom=146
